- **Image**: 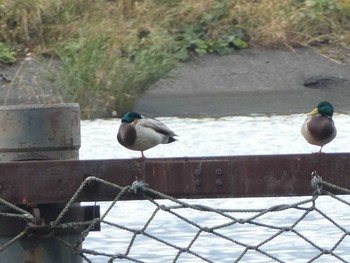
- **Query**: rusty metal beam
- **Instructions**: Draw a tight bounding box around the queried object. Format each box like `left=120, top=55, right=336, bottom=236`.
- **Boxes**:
left=0, top=153, right=350, bottom=205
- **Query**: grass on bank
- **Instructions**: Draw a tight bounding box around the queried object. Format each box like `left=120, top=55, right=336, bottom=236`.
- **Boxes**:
left=0, top=0, right=350, bottom=118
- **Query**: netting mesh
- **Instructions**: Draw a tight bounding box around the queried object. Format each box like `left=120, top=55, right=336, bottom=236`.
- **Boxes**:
left=0, top=172, right=349, bottom=262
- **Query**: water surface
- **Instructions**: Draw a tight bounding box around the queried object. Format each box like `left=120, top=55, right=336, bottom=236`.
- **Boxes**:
left=80, top=114, right=350, bottom=159
left=80, top=114, right=350, bottom=263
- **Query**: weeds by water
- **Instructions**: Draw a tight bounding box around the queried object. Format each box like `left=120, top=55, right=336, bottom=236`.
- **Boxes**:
left=0, top=43, right=16, bottom=64
left=0, top=0, right=350, bottom=118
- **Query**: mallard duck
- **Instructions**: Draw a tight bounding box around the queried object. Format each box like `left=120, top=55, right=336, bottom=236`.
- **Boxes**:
left=117, top=112, right=177, bottom=158
left=301, top=101, right=336, bottom=152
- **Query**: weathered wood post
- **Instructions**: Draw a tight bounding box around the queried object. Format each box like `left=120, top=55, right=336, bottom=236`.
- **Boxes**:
left=0, top=104, right=80, bottom=161
left=0, top=104, right=83, bottom=262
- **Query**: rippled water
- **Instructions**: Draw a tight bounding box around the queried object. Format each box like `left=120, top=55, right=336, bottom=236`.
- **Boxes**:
left=80, top=114, right=350, bottom=263
left=80, top=114, right=350, bottom=159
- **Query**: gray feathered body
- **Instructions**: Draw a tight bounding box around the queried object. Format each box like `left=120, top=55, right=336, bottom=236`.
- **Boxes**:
left=117, top=116, right=177, bottom=152
left=301, top=114, right=336, bottom=147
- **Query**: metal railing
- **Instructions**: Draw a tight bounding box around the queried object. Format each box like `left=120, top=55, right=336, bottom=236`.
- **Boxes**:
left=1, top=171, right=349, bottom=262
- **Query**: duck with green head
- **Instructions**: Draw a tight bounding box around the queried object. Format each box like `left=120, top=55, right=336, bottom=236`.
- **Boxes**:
left=301, top=101, right=336, bottom=152
left=117, top=112, right=177, bottom=158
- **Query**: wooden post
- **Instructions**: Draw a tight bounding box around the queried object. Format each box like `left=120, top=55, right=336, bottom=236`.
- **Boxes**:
left=0, top=104, right=83, bottom=263
left=0, top=104, right=80, bottom=161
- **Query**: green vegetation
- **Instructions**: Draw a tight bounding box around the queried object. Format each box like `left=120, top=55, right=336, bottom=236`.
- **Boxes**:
left=1, top=0, right=350, bottom=118
left=0, top=42, right=16, bottom=64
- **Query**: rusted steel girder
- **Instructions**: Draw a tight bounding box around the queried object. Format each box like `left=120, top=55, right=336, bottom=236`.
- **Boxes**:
left=0, top=153, right=349, bottom=205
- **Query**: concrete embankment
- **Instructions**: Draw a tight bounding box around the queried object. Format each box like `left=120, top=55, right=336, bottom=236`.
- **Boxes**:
left=135, top=48, right=350, bottom=117
left=1, top=48, right=349, bottom=118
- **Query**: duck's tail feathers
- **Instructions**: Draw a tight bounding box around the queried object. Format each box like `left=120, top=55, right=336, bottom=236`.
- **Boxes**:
left=168, top=136, right=177, bottom=144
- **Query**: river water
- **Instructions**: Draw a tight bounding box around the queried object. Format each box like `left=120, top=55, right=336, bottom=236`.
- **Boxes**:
left=80, top=114, right=350, bottom=263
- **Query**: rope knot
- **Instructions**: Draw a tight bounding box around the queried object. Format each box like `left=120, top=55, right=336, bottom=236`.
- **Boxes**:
left=130, top=180, right=149, bottom=194
left=311, top=171, right=323, bottom=194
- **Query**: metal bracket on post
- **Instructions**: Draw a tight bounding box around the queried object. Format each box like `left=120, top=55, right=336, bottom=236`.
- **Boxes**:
left=26, top=207, right=53, bottom=238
